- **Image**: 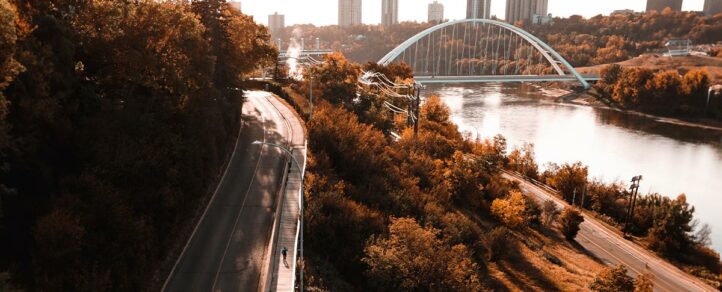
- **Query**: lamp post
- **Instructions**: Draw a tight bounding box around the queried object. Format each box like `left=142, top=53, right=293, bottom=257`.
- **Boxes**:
left=251, top=141, right=305, bottom=291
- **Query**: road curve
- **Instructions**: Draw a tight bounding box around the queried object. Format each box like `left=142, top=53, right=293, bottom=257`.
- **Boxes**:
left=503, top=172, right=716, bottom=292
left=162, top=91, right=303, bottom=292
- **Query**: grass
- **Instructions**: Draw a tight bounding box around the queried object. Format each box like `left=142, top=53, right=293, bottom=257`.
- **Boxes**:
left=487, top=226, right=604, bottom=291
left=577, top=54, right=722, bottom=84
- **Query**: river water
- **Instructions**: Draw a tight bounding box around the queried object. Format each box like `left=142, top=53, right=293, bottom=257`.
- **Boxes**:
left=424, top=83, right=722, bottom=252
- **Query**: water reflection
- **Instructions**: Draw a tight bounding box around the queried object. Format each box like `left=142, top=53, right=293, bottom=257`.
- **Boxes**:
left=425, top=83, right=722, bottom=252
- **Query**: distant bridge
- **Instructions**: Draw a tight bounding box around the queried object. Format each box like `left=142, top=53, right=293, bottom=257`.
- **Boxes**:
left=376, top=19, right=595, bottom=88
left=415, top=74, right=600, bottom=84
left=279, top=49, right=333, bottom=59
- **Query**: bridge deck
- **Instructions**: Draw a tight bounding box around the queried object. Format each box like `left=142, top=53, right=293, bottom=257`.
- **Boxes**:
left=414, top=74, right=600, bottom=84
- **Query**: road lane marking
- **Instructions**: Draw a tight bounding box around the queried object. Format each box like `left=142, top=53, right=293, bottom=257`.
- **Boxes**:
left=161, top=97, right=250, bottom=292
left=211, top=95, right=268, bottom=291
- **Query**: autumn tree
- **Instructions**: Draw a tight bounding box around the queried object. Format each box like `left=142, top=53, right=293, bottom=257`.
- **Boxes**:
left=363, top=217, right=483, bottom=291
left=507, top=143, right=539, bottom=179
left=308, top=52, right=360, bottom=106
left=544, top=162, right=588, bottom=204
left=445, top=151, right=487, bottom=208
left=596, top=64, right=623, bottom=97
left=558, top=207, right=585, bottom=240
left=0, top=0, right=23, bottom=148
left=491, top=191, right=528, bottom=229
left=679, top=69, right=710, bottom=107
left=589, top=265, right=635, bottom=292
left=541, top=199, right=560, bottom=226
left=647, top=194, right=695, bottom=255
left=613, top=68, right=654, bottom=106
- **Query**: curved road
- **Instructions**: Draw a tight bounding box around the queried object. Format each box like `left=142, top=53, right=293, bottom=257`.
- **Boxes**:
left=504, top=172, right=716, bottom=292
left=163, top=91, right=302, bottom=292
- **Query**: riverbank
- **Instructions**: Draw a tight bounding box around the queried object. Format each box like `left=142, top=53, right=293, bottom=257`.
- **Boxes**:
left=566, top=92, right=722, bottom=132
left=530, top=84, right=722, bottom=132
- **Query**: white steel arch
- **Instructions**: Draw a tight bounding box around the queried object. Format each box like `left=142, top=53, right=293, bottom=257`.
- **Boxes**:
left=379, top=18, right=590, bottom=89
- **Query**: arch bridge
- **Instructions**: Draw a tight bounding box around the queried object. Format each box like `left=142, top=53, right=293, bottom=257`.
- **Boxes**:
left=377, top=19, right=597, bottom=88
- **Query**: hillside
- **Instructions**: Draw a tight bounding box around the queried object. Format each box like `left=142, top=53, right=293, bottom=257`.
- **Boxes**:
left=578, top=54, right=722, bottom=83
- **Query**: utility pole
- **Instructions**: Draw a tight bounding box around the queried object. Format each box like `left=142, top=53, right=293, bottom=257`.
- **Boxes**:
left=572, top=188, right=577, bottom=206
left=309, top=74, right=313, bottom=119
left=413, top=84, right=421, bottom=144
left=623, top=175, right=643, bottom=236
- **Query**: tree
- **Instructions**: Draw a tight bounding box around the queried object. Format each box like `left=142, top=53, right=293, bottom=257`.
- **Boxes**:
left=596, top=64, right=623, bottom=96
left=445, top=151, right=486, bottom=208
left=647, top=194, right=695, bottom=255
left=541, top=200, right=561, bottom=226
left=507, top=143, right=539, bottom=179
left=308, top=52, right=360, bottom=106
left=679, top=70, right=710, bottom=107
left=363, top=217, right=483, bottom=291
left=421, top=95, right=451, bottom=124
left=558, top=207, right=584, bottom=240
left=487, top=226, right=512, bottom=262
left=491, top=191, right=527, bottom=229
left=545, top=162, right=588, bottom=204
left=613, top=68, right=654, bottom=106
left=589, top=265, right=635, bottom=292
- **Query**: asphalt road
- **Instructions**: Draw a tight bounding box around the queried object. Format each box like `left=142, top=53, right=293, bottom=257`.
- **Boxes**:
left=163, top=92, right=297, bottom=292
left=503, top=172, right=716, bottom=292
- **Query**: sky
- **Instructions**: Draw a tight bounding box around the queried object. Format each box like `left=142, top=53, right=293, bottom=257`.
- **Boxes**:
left=239, top=0, right=705, bottom=26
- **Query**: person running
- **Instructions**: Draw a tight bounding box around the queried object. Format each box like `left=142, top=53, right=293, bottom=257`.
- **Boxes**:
left=281, top=247, right=288, bottom=262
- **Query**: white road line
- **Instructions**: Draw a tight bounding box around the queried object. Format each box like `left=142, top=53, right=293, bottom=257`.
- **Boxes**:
left=161, top=100, right=249, bottom=292
left=210, top=95, right=268, bottom=291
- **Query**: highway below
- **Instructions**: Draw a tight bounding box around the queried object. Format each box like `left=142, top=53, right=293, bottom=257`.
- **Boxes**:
left=163, top=91, right=302, bottom=292
left=503, top=172, right=716, bottom=292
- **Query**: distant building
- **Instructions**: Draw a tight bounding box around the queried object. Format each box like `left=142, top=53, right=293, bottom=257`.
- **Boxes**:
left=506, top=0, right=548, bottom=25
left=704, top=0, right=722, bottom=15
left=382, top=0, right=399, bottom=26
left=229, top=1, right=241, bottom=12
left=268, top=12, right=285, bottom=39
left=339, top=0, right=362, bottom=27
left=532, top=13, right=553, bottom=25
left=428, top=1, right=444, bottom=23
left=611, top=9, right=635, bottom=16
left=646, top=0, right=683, bottom=12
left=467, top=0, right=492, bottom=19
left=665, top=39, right=692, bottom=56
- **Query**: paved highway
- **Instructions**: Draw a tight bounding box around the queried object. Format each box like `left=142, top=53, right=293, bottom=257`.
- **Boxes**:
left=503, top=172, right=716, bottom=292
left=163, top=91, right=302, bottom=292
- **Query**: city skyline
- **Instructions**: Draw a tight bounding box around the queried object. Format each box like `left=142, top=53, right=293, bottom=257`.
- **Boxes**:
left=242, top=0, right=705, bottom=26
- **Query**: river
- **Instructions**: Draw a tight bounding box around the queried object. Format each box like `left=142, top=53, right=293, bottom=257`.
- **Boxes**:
left=424, top=83, right=722, bottom=253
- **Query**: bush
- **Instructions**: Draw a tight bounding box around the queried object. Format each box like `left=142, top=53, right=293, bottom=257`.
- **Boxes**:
left=487, top=226, right=513, bottom=262
left=558, top=208, right=585, bottom=240
left=589, top=265, right=635, bottom=292
left=491, top=191, right=527, bottom=229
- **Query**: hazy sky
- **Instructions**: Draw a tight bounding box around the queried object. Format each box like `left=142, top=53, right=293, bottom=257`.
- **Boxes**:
left=240, top=0, right=705, bottom=26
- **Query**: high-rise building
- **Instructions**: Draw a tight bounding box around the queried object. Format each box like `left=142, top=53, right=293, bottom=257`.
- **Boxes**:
left=704, top=0, right=722, bottom=15
left=467, top=0, right=492, bottom=19
left=339, top=0, right=362, bottom=27
left=506, top=0, right=548, bottom=24
left=646, top=0, right=683, bottom=12
left=382, top=0, right=399, bottom=26
left=229, top=1, right=241, bottom=12
left=268, top=12, right=285, bottom=39
left=428, top=1, right=444, bottom=23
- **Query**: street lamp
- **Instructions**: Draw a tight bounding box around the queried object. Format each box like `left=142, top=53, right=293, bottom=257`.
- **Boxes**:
left=251, top=140, right=305, bottom=291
